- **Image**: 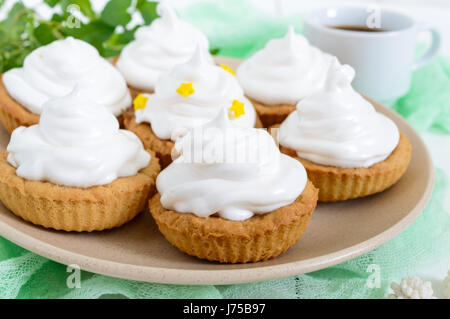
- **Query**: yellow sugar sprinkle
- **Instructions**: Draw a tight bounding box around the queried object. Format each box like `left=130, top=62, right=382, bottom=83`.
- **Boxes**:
left=176, top=82, right=195, bottom=97
left=220, top=64, right=235, bottom=76
left=133, top=94, right=148, bottom=111
left=228, top=99, right=245, bottom=119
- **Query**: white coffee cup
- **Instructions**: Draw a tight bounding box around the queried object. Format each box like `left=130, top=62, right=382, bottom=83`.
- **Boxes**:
left=304, top=6, right=441, bottom=101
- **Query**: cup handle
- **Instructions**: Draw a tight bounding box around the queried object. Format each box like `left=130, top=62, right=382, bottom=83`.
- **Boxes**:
left=412, top=23, right=441, bottom=71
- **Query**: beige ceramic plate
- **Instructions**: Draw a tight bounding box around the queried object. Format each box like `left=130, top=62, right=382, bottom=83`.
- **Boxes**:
left=0, top=57, right=433, bottom=285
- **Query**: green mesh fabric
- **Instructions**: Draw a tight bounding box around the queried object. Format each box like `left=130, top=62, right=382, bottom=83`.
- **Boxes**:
left=178, top=0, right=304, bottom=59
left=0, top=0, right=449, bottom=299
left=392, top=57, right=450, bottom=134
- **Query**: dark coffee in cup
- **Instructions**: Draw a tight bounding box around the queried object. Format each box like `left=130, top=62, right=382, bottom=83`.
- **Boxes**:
left=329, top=25, right=386, bottom=32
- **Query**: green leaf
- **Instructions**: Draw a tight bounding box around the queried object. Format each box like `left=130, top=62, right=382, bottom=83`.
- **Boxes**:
left=100, top=0, right=132, bottom=27
left=63, top=20, right=114, bottom=40
left=50, top=13, right=64, bottom=23
left=60, top=0, right=97, bottom=20
left=43, top=0, right=59, bottom=7
left=103, top=26, right=138, bottom=57
left=0, top=2, right=44, bottom=71
left=4, top=2, right=27, bottom=29
left=210, top=48, right=220, bottom=55
left=2, top=2, right=31, bottom=42
left=61, top=21, right=115, bottom=55
left=34, top=23, right=59, bottom=45
left=137, top=0, right=158, bottom=25
left=106, top=27, right=137, bottom=46
left=87, top=38, right=104, bottom=55
left=0, top=44, right=33, bottom=71
left=0, top=0, right=159, bottom=71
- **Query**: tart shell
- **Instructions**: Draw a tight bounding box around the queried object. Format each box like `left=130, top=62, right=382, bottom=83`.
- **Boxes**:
left=149, top=180, right=318, bottom=263
left=0, top=150, right=160, bottom=232
left=249, top=97, right=296, bottom=128
left=0, top=76, right=39, bottom=134
left=272, top=125, right=412, bottom=202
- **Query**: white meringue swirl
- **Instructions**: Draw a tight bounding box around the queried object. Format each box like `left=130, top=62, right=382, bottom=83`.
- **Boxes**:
left=236, top=26, right=334, bottom=105
left=116, top=3, right=213, bottom=91
left=279, top=59, right=400, bottom=168
left=7, top=88, right=150, bottom=188
left=3, top=37, right=131, bottom=116
left=135, top=47, right=257, bottom=140
left=156, top=108, right=307, bottom=221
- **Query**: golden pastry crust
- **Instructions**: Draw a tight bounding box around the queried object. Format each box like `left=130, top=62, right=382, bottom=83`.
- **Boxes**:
left=272, top=124, right=412, bottom=202
left=0, top=150, right=160, bottom=232
left=0, top=75, right=39, bottom=134
left=249, top=96, right=296, bottom=128
left=149, top=180, right=318, bottom=263
left=123, top=109, right=264, bottom=169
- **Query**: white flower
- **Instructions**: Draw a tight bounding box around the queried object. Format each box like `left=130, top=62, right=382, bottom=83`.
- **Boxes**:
left=388, top=276, right=436, bottom=299
left=443, top=270, right=450, bottom=299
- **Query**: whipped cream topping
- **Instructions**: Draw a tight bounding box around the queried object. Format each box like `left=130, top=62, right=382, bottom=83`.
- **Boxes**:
left=3, top=37, right=131, bottom=116
left=236, top=26, right=334, bottom=105
left=116, top=3, right=213, bottom=91
left=279, top=59, right=400, bottom=168
left=7, top=88, right=150, bottom=188
left=156, top=108, right=307, bottom=221
left=135, top=47, right=257, bottom=140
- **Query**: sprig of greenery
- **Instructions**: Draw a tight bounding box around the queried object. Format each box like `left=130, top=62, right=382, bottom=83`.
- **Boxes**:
left=0, top=0, right=160, bottom=73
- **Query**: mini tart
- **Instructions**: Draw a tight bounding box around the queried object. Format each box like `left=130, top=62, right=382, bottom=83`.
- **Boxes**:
left=0, top=150, right=160, bottom=232
left=123, top=109, right=264, bottom=169
left=248, top=96, right=296, bottom=128
left=0, top=75, right=39, bottom=134
left=149, top=180, right=318, bottom=263
left=272, top=125, right=412, bottom=202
